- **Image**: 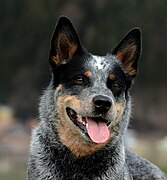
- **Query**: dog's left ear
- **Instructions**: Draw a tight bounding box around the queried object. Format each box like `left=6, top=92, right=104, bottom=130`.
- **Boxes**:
left=49, top=16, right=82, bottom=68
left=112, top=28, right=141, bottom=78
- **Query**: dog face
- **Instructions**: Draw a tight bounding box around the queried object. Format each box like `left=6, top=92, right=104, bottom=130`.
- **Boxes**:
left=49, top=17, right=141, bottom=157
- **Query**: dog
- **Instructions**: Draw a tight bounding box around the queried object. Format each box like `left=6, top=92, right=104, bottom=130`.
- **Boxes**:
left=28, top=16, right=167, bottom=180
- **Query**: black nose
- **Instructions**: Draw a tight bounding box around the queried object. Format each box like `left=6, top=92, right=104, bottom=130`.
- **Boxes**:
left=93, top=95, right=112, bottom=113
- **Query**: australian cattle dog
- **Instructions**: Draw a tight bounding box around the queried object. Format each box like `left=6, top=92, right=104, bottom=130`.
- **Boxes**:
left=28, top=16, right=167, bottom=180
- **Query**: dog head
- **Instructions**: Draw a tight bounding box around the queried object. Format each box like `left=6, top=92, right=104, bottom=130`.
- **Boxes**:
left=48, top=16, right=141, bottom=157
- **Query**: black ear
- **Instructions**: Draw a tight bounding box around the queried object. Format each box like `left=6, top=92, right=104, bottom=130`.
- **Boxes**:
left=112, top=28, right=141, bottom=78
left=49, top=16, right=82, bottom=67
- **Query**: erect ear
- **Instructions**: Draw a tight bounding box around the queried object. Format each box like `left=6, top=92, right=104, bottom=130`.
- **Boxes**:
left=112, top=28, right=141, bottom=78
left=49, top=16, right=82, bottom=68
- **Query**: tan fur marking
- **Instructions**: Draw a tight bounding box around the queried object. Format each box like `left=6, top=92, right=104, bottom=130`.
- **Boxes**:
left=115, top=102, right=124, bottom=113
left=58, top=33, right=77, bottom=60
left=116, top=43, right=137, bottom=76
left=107, top=102, right=124, bottom=139
left=116, top=51, right=124, bottom=62
left=84, top=70, right=92, bottom=78
left=128, top=68, right=136, bottom=76
left=56, top=95, right=107, bottom=157
left=55, top=96, right=125, bottom=157
left=116, top=44, right=136, bottom=62
left=109, top=73, right=116, bottom=81
left=57, top=125, right=106, bottom=157
left=50, top=55, right=60, bottom=65
left=113, top=102, right=124, bottom=123
left=51, top=33, right=78, bottom=65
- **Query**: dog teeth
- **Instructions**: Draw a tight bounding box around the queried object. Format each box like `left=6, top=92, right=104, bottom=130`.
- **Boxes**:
left=77, top=115, right=82, bottom=123
left=82, top=121, right=86, bottom=126
left=82, top=117, right=87, bottom=126
left=76, top=115, right=87, bottom=126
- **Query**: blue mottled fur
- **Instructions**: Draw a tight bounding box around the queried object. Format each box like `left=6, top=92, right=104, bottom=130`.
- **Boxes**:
left=27, top=16, right=167, bottom=180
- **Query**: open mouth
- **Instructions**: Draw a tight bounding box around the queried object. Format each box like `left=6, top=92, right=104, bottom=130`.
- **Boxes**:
left=66, top=107, right=111, bottom=144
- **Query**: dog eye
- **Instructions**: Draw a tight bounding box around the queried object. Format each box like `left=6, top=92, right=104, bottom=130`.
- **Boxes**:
left=74, top=76, right=84, bottom=85
left=112, top=82, right=122, bottom=92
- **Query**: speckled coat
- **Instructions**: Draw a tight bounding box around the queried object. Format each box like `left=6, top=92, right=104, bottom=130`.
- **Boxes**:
left=28, top=16, right=167, bottom=180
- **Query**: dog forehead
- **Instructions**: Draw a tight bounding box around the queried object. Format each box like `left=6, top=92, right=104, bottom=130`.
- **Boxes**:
left=91, top=55, right=105, bottom=69
left=88, top=54, right=116, bottom=72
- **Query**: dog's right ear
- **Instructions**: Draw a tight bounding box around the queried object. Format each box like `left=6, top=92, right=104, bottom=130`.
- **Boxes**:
left=49, top=16, right=82, bottom=68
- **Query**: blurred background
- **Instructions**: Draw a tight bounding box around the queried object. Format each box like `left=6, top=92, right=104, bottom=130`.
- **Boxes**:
left=0, top=0, right=167, bottom=179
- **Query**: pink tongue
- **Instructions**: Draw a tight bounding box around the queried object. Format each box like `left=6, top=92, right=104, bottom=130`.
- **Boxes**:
left=86, top=118, right=110, bottom=144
